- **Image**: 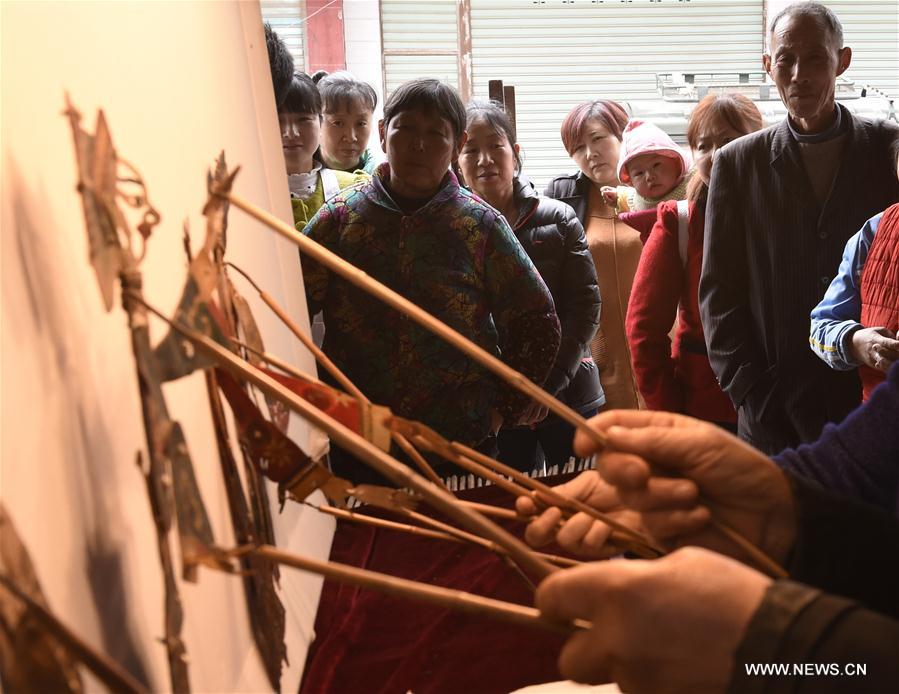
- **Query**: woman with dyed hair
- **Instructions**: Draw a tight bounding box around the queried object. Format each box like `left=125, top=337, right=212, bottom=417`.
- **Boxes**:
left=458, top=100, right=602, bottom=472
left=545, top=100, right=643, bottom=410
left=626, top=93, right=764, bottom=428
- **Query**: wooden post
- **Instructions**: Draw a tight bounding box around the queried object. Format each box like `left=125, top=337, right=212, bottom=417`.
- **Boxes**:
left=503, top=85, right=517, bottom=137
left=488, top=79, right=504, bottom=105
left=457, top=0, right=473, bottom=101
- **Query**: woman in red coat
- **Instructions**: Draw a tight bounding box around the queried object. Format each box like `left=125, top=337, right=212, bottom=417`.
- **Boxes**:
left=625, top=94, right=763, bottom=428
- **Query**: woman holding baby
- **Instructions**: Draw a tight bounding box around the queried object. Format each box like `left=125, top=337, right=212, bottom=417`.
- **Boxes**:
left=625, top=93, right=764, bottom=429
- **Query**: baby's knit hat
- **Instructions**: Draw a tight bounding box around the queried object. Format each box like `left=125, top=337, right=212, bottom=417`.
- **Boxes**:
left=617, top=119, right=692, bottom=184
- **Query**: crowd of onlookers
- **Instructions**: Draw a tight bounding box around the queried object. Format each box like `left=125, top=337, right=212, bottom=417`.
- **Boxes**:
left=267, top=1, right=899, bottom=690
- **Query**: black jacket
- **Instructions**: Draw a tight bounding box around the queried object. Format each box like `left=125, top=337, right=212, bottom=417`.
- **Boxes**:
left=543, top=170, right=592, bottom=229
left=511, top=176, right=603, bottom=412
left=700, top=107, right=899, bottom=454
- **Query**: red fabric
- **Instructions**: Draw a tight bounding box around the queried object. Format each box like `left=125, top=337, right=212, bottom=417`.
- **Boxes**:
left=618, top=208, right=659, bottom=244
left=261, top=367, right=368, bottom=440
left=301, top=480, right=572, bottom=693
left=859, top=203, right=899, bottom=400
left=216, top=368, right=312, bottom=482
left=306, top=0, right=346, bottom=73
left=625, top=200, right=736, bottom=423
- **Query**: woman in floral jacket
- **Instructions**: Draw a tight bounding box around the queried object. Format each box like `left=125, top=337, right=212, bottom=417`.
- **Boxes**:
left=301, top=79, right=560, bottom=482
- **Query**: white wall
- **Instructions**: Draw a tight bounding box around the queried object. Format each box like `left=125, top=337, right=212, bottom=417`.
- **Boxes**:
left=345, top=0, right=387, bottom=155
left=1, top=1, right=333, bottom=691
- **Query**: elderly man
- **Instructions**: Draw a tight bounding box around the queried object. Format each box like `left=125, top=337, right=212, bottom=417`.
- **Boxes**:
left=699, top=2, right=899, bottom=454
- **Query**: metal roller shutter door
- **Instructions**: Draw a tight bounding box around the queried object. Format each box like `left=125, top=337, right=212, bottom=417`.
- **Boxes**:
left=261, top=0, right=307, bottom=73
left=470, top=0, right=764, bottom=188
left=381, top=0, right=460, bottom=93
left=816, top=1, right=898, bottom=98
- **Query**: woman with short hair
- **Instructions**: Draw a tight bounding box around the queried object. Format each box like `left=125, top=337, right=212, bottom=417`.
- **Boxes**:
left=545, top=100, right=643, bottom=410
left=302, top=80, right=560, bottom=482
left=314, top=71, right=380, bottom=174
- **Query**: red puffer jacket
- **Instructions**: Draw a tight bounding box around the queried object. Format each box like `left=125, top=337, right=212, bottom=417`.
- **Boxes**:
left=626, top=199, right=736, bottom=423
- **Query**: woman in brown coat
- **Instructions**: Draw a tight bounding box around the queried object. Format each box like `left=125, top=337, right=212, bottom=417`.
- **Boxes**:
left=545, top=100, right=643, bottom=409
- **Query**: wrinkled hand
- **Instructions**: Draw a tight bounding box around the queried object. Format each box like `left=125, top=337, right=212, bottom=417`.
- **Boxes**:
left=600, top=185, right=618, bottom=206
left=516, top=402, right=549, bottom=427
left=574, top=410, right=797, bottom=567
left=515, top=470, right=642, bottom=558
left=537, top=547, right=772, bottom=692
left=850, top=326, right=899, bottom=373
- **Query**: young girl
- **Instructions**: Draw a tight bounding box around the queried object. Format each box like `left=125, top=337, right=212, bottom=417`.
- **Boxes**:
left=302, top=79, right=560, bottom=482
left=625, top=94, right=763, bottom=428
left=602, top=119, right=693, bottom=213
left=315, top=71, right=380, bottom=174
left=458, top=100, right=602, bottom=473
left=277, top=73, right=368, bottom=230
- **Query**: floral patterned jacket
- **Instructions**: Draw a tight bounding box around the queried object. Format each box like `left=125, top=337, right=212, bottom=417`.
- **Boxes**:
left=301, top=163, right=561, bottom=446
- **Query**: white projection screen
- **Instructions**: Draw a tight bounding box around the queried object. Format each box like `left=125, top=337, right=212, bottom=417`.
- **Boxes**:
left=1, top=1, right=334, bottom=691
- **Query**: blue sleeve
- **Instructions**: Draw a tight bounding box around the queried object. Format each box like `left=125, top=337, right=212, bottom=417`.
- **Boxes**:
left=773, top=361, right=899, bottom=514
left=808, top=213, right=881, bottom=370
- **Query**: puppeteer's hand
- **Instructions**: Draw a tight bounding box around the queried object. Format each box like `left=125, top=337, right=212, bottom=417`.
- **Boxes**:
left=537, top=547, right=772, bottom=692
left=600, top=186, right=618, bottom=206
left=850, top=326, right=899, bottom=373
left=515, top=469, right=642, bottom=558
left=574, top=410, right=797, bottom=567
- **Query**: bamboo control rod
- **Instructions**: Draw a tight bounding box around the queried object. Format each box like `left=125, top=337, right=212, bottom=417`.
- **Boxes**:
left=312, top=503, right=580, bottom=568
left=133, top=297, right=557, bottom=581
left=219, top=192, right=788, bottom=579
left=226, top=262, right=448, bottom=489
left=450, top=441, right=665, bottom=557
left=0, top=575, right=149, bottom=694
left=224, top=192, right=608, bottom=449
left=231, top=545, right=588, bottom=635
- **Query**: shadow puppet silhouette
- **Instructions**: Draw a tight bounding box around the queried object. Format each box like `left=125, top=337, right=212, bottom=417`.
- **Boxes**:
left=3, top=156, right=153, bottom=690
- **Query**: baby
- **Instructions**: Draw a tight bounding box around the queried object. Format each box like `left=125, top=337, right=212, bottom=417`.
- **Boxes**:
left=602, top=118, right=693, bottom=213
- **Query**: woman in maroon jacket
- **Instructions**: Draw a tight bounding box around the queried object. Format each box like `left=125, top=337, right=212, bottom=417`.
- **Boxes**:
left=625, top=94, right=763, bottom=428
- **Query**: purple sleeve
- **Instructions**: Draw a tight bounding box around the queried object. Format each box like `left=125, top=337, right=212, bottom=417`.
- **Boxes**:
left=772, top=363, right=899, bottom=515
left=730, top=582, right=899, bottom=694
